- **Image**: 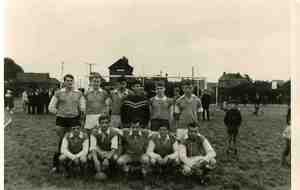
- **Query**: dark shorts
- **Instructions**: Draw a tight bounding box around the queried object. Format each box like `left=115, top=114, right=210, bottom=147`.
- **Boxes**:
left=150, top=119, right=170, bottom=131
left=56, top=116, right=81, bottom=128
left=226, top=125, right=240, bottom=135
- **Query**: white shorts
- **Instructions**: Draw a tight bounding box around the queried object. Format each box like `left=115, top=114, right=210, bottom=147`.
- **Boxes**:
left=176, top=128, right=188, bottom=141
left=84, top=114, right=101, bottom=129
left=111, top=115, right=122, bottom=128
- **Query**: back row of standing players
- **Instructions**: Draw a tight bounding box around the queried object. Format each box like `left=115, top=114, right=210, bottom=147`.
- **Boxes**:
left=47, top=73, right=218, bottom=180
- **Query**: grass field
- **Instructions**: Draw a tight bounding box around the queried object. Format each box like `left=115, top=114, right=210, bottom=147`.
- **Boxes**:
left=4, top=100, right=291, bottom=190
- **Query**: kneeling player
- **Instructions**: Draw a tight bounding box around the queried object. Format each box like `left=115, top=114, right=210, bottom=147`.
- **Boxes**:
left=117, top=119, right=151, bottom=177
left=147, top=125, right=180, bottom=172
left=89, top=115, right=121, bottom=180
left=59, top=125, right=89, bottom=177
left=178, top=123, right=216, bottom=183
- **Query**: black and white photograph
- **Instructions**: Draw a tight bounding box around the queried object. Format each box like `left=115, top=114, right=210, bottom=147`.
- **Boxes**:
left=4, top=0, right=293, bottom=189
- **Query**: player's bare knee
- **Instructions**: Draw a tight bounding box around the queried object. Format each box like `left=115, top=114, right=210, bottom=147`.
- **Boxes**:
left=80, top=156, right=87, bottom=163
left=59, top=154, right=67, bottom=162
left=150, top=158, right=156, bottom=165
left=141, top=155, right=149, bottom=164
left=117, top=157, right=125, bottom=166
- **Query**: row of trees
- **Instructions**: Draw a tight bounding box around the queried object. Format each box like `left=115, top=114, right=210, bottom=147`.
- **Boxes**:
left=219, top=80, right=290, bottom=104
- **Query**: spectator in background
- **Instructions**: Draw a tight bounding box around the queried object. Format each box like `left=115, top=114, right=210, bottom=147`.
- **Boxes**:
left=253, top=93, right=261, bottom=116
left=201, top=90, right=211, bottom=121
left=5, top=89, right=14, bottom=114
left=22, top=89, right=29, bottom=113
left=27, top=89, right=35, bottom=114
left=281, top=106, right=291, bottom=166
left=121, top=80, right=150, bottom=128
left=37, top=88, right=44, bottom=114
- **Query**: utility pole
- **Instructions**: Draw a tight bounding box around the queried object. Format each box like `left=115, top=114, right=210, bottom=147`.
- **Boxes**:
left=85, top=62, right=96, bottom=75
left=61, top=61, right=64, bottom=81
left=192, top=66, right=194, bottom=82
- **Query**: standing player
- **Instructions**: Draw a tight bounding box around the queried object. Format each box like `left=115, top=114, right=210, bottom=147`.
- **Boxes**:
left=59, top=125, right=89, bottom=177
left=174, top=80, right=202, bottom=141
left=84, top=72, right=110, bottom=133
left=121, top=80, right=150, bottom=128
left=149, top=81, right=173, bottom=131
left=178, top=123, right=216, bottom=183
left=110, top=77, right=132, bottom=128
left=90, top=115, right=121, bottom=180
left=48, top=74, right=85, bottom=173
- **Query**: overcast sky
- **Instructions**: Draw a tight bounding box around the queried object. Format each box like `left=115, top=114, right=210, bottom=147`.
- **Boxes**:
left=5, top=0, right=291, bottom=83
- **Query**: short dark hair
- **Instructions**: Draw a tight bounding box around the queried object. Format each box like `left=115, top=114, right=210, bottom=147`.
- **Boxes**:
left=131, top=80, right=142, bottom=86
left=64, top=74, right=74, bottom=81
left=187, top=122, right=198, bottom=129
left=181, top=79, right=193, bottom=86
left=156, top=81, right=165, bottom=88
left=89, top=72, right=101, bottom=81
left=98, top=114, right=110, bottom=122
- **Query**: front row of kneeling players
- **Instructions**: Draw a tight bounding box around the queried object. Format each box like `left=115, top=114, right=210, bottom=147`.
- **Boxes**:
left=58, top=114, right=216, bottom=180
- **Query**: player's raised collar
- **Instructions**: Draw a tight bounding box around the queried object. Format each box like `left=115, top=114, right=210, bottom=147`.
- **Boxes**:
left=154, top=95, right=167, bottom=101
left=69, top=131, right=85, bottom=138
left=183, top=94, right=197, bottom=101
left=129, top=129, right=142, bottom=136
left=98, top=127, right=110, bottom=135
left=60, top=87, right=80, bottom=93
left=157, top=133, right=170, bottom=140
left=89, top=87, right=103, bottom=92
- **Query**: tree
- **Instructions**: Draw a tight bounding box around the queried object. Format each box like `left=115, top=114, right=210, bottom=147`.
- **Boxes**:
left=4, top=57, right=24, bottom=81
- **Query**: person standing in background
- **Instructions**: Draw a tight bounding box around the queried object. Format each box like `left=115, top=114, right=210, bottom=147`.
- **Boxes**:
left=253, top=93, right=261, bottom=116
left=27, top=89, right=34, bottom=114
left=5, top=89, right=14, bottom=114
left=201, top=90, right=211, bottom=121
left=22, top=89, right=29, bottom=113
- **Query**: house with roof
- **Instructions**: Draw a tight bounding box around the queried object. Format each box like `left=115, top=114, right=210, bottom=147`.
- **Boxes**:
left=218, top=72, right=250, bottom=89
left=16, top=73, right=60, bottom=89
left=108, top=56, right=133, bottom=82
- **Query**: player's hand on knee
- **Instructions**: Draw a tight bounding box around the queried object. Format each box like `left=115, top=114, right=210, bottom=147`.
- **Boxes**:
left=182, top=165, right=192, bottom=175
left=73, top=158, right=80, bottom=165
left=103, top=159, right=109, bottom=168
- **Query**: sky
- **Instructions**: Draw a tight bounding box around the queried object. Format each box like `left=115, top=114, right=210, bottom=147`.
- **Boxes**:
left=4, top=0, right=291, bottom=83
